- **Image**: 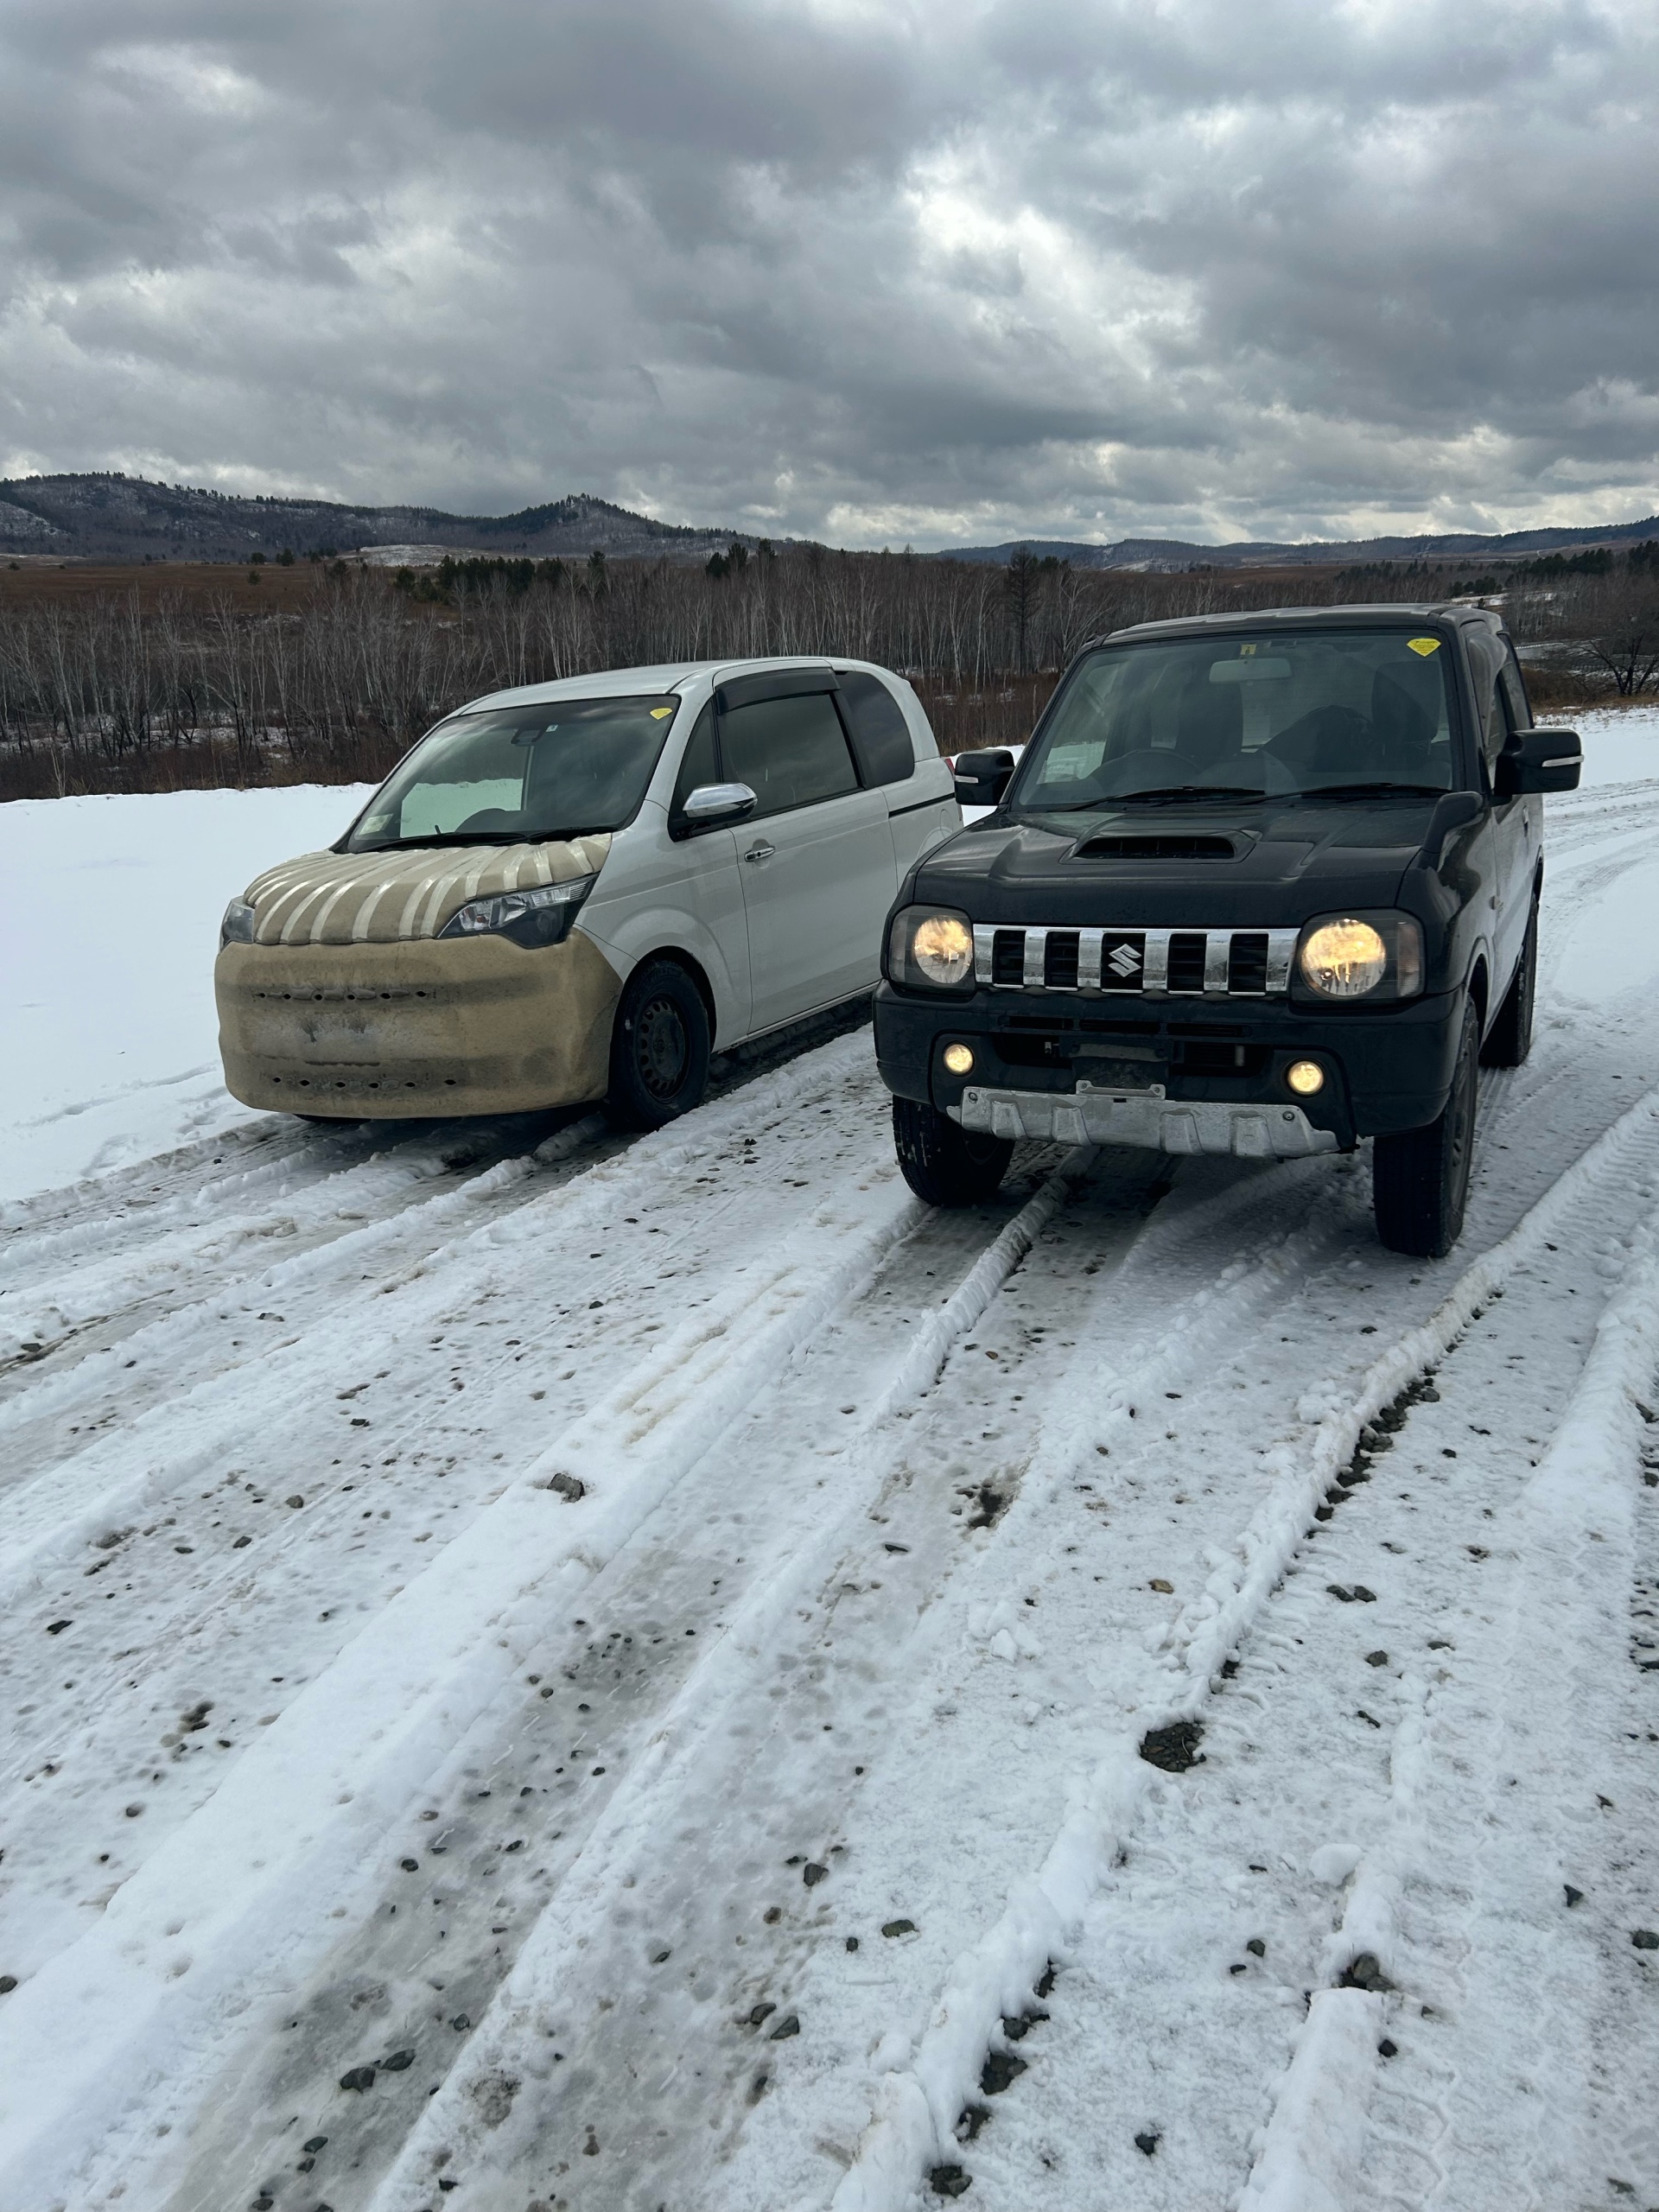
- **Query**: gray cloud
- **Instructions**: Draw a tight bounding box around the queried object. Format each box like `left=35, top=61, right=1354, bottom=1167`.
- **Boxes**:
left=1, top=0, right=1656, bottom=545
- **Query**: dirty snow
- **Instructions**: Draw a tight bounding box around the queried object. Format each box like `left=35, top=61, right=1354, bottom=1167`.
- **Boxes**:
left=1, top=745, right=1657, bottom=2212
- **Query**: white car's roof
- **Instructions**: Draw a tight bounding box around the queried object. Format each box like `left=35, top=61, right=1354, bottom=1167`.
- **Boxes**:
left=464, top=657, right=899, bottom=714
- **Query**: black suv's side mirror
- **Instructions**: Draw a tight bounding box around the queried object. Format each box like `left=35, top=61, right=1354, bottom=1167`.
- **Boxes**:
left=671, top=781, right=758, bottom=838
left=1496, top=727, right=1581, bottom=798
left=953, top=748, right=1016, bottom=805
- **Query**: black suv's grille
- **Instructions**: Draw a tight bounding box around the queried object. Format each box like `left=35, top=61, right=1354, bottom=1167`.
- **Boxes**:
left=971, top=924, right=1298, bottom=999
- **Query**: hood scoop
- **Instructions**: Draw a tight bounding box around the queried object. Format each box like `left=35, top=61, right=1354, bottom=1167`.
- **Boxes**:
left=1073, top=831, right=1241, bottom=862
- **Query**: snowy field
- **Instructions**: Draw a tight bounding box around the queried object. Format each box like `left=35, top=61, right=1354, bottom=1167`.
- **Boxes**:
left=2, top=716, right=1658, bottom=2212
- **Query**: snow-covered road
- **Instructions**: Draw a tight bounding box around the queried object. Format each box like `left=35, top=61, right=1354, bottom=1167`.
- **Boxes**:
left=3, top=747, right=1658, bottom=2212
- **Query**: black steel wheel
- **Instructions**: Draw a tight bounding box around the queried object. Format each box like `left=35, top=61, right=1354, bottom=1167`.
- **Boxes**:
left=893, top=1096, right=1014, bottom=1207
left=606, top=959, right=711, bottom=1129
left=1372, top=995, right=1479, bottom=1257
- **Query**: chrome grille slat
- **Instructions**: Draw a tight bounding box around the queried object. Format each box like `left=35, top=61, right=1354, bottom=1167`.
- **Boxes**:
left=969, top=923, right=1300, bottom=998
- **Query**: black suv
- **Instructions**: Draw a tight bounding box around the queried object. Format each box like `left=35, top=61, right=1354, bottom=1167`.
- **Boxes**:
left=874, top=605, right=1582, bottom=1256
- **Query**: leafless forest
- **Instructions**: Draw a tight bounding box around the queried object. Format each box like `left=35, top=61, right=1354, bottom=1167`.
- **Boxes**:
left=0, top=542, right=1651, bottom=800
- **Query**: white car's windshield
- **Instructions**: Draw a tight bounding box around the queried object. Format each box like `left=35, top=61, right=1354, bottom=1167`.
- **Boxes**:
left=345, top=696, right=679, bottom=852
left=1014, top=630, right=1456, bottom=812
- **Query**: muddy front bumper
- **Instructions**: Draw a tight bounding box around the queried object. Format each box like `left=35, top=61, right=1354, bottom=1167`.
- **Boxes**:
left=214, top=930, right=623, bottom=1118
left=952, top=1082, right=1337, bottom=1158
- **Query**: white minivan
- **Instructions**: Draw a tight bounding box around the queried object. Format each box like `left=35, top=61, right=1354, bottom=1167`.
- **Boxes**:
left=216, top=658, right=957, bottom=1125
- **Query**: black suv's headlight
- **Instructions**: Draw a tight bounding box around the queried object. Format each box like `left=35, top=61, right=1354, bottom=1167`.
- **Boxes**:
left=438, top=874, right=595, bottom=948
left=1294, top=911, right=1423, bottom=1001
left=887, top=904, right=976, bottom=992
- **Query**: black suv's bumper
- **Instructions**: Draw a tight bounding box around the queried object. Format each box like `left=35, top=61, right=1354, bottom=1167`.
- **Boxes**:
left=873, top=981, right=1467, bottom=1148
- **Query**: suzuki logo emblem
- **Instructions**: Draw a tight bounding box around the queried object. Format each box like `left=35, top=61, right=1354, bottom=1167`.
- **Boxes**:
left=1107, top=941, right=1142, bottom=978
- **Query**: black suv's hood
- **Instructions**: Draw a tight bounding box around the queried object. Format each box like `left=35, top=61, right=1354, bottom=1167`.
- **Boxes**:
left=916, top=798, right=1439, bottom=927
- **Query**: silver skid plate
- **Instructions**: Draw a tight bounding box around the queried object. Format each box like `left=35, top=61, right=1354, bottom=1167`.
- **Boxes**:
left=952, top=1082, right=1338, bottom=1159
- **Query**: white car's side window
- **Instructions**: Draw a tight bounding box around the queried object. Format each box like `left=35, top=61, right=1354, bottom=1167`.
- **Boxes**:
left=719, top=694, right=859, bottom=817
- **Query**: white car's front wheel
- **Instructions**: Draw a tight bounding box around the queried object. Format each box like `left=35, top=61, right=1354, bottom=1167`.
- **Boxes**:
left=606, top=959, right=712, bottom=1129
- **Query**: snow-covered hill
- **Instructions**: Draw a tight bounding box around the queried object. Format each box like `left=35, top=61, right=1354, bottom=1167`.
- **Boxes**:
left=1, top=721, right=1657, bottom=2212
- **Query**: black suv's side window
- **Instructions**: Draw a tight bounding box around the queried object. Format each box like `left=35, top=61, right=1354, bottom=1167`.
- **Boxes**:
left=1465, top=628, right=1509, bottom=772
left=719, top=693, right=859, bottom=817
left=836, top=671, right=915, bottom=785
left=1499, top=643, right=1533, bottom=733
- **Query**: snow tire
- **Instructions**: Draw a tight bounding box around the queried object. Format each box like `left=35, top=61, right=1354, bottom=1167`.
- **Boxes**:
left=606, top=958, right=711, bottom=1130
left=1480, top=896, right=1537, bottom=1068
left=1371, top=995, right=1479, bottom=1258
left=892, top=1096, right=1013, bottom=1207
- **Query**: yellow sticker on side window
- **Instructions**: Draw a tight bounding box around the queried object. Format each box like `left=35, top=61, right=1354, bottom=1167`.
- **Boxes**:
left=649, top=706, right=674, bottom=718
left=1408, top=637, right=1441, bottom=657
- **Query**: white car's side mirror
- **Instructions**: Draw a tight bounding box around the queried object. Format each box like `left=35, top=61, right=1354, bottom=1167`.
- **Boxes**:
left=677, top=782, right=758, bottom=835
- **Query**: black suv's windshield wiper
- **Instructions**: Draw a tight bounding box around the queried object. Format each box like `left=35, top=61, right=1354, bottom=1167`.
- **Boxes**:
left=1293, top=782, right=1446, bottom=803
left=1112, top=785, right=1267, bottom=805
left=1031, top=785, right=1266, bottom=812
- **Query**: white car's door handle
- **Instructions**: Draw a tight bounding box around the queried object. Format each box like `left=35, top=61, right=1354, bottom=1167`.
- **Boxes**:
left=743, top=842, right=776, bottom=864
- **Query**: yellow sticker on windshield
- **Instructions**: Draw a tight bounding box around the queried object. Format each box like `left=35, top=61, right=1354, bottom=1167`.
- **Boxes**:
left=649, top=706, right=673, bottom=719
left=1239, top=642, right=1257, bottom=656
left=1408, top=637, right=1440, bottom=657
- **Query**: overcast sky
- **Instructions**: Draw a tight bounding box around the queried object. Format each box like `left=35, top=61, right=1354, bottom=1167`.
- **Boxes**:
left=2, top=0, right=1656, bottom=548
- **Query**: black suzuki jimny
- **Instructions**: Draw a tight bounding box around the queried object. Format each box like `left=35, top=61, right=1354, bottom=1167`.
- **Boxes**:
left=874, top=605, right=1582, bottom=1257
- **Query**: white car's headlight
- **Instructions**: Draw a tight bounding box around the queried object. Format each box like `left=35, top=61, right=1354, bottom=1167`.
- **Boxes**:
left=887, top=905, right=976, bottom=991
left=220, top=899, right=258, bottom=946
left=438, top=874, right=596, bottom=948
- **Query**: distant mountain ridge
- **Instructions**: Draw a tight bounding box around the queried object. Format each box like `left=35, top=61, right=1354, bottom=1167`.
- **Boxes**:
left=3, top=471, right=1657, bottom=569
left=944, top=518, right=1659, bottom=570
left=0, top=475, right=752, bottom=564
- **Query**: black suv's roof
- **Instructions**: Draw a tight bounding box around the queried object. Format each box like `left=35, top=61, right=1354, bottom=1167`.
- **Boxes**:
left=1102, top=601, right=1501, bottom=644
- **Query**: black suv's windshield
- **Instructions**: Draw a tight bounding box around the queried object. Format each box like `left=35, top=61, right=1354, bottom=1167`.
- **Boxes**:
left=344, top=695, right=679, bottom=852
left=1014, top=630, right=1455, bottom=812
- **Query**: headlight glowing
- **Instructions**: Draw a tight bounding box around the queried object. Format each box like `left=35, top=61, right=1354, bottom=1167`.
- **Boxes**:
left=1299, top=918, right=1389, bottom=999
left=220, top=898, right=257, bottom=946
left=888, top=906, right=976, bottom=990
left=438, top=873, right=595, bottom=947
left=912, top=914, right=974, bottom=986
left=1286, top=1059, right=1325, bottom=1096
left=943, top=1042, right=975, bottom=1076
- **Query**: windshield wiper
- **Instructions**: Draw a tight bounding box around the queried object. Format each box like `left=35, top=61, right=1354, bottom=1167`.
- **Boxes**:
left=1032, top=785, right=1266, bottom=812
left=1294, top=782, right=1446, bottom=803
left=1113, top=785, right=1266, bottom=805
left=352, top=828, right=607, bottom=851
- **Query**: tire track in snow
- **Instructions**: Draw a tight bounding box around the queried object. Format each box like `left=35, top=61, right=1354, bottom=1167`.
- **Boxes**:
left=143, top=1149, right=1097, bottom=2212
left=353, top=1154, right=1369, bottom=2212
left=0, top=1109, right=1090, bottom=2209
left=0, top=1044, right=905, bottom=1968
left=1236, top=1199, right=1659, bottom=2212
left=0, top=1035, right=873, bottom=1580
left=810, top=1084, right=1659, bottom=2212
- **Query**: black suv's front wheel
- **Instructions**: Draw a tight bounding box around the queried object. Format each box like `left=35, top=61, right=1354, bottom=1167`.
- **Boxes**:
left=1371, top=996, right=1478, bottom=1257
left=893, top=1097, right=1013, bottom=1207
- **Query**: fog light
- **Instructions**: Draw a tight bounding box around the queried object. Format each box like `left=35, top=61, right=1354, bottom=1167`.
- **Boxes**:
left=1286, top=1059, right=1325, bottom=1097
left=943, top=1042, right=975, bottom=1076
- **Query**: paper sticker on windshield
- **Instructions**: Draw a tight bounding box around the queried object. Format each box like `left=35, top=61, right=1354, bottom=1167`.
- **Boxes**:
left=649, top=706, right=674, bottom=719
left=1239, top=642, right=1258, bottom=656
left=1408, top=637, right=1440, bottom=657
